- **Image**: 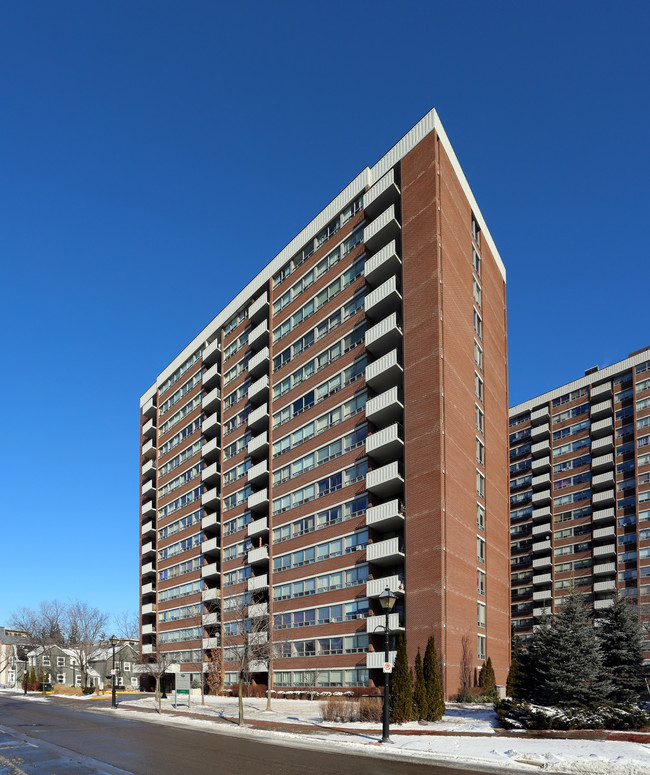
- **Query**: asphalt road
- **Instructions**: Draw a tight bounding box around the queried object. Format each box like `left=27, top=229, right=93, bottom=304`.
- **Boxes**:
left=0, top=694, right=496, bottom=775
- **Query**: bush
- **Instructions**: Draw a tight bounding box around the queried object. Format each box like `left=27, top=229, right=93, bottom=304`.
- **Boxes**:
left=358, top=697, right=383, bottom=722
left=320, top=696, right=357, bottom=722
left=495, top=699, right=650, bottom=731
left=82, top=687, right=95, bottom=695
left=51, top=684, right=82, bottom=696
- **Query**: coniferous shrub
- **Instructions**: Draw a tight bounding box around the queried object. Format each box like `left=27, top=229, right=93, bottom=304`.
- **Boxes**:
left=597, top=594, right=646, bottom=705
left=423, top=635, right=445, bottom=721
left=389, top=638, right=413, bottom=723
left=478, top=656, right=496, bottom=698
left=506, top=633, right=524, bottom=699
left=412, top=648, right=427, bottom=719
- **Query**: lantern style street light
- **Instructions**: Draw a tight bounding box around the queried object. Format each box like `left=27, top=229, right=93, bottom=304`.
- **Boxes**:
left=377, top=587, right=397, bottom=743
left=109, top=635, right=118, bottom=709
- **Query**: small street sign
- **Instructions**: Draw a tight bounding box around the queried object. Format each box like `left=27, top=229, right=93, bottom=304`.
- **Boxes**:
left=383, top=662, right=392, bottom=674
left=110, top=669, right=116, bottom=675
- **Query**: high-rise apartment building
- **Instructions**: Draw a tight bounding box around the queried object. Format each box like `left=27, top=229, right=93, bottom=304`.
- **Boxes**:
left=509, top=347, right=650, bottom=644
left=139, top=108, right=510, bottom=699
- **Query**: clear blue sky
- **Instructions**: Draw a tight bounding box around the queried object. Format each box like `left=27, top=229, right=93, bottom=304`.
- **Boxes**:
left=1, top=1, right=648, bottom=625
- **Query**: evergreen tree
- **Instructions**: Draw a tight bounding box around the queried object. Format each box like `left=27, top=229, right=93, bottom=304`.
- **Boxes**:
left=412, top=648, right=427, bottom=719
left=389, top=638, right=413, bottom=723
left=598, top=593, right=646, bottom=704
left=29, top=666, right=36, bottom=684
left=522, top=591, right=606, bottom=707
left=506, top=634, right=524, bottom=699
left=423, top=635, right=445, bottom=721
left=479, top=657, right=496, bottom=695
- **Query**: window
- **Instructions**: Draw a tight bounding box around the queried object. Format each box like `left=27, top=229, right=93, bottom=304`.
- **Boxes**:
left=472, top=247, right=481, bottom=277
left=472, top=277, right=482, bottom=307
left=477, top=504, right=485, bottom=531
left=476, top=470, right=485, bottom=498
left=476, top=438, right=485, bottom=466
left=473, top=309, right=482, bottom=340
left=57, top=657, right=65, bottom=667
left=477, top=569, right=486, bottom=596
left=475, top=373, right=484, bottom=402
left=42, top=657, right=51, bottom=667
left=476, top=405, right=484, bottom=434
left=471, top=214, right=481, bottom=247
left=477, top=634, right=486, bottom=661
left=57, top=674, right=65, bottom=684
left=477, top=602, right=486, bottom=628
left=474, top=341, right=483, bottom=370
left=477, top=536, right=486, bottom=563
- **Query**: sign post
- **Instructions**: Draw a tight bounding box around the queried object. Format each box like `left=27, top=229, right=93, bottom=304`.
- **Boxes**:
left=175, top=672, right=191, bottom=709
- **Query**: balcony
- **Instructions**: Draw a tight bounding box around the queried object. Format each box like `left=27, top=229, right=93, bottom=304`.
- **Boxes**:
left=141, top=520, right=155, bottom=537
left=202, top=562, right=219, bottom=578
left=248, top=321, right=269, bottom=350
left=202, top=537, right=220, bottom=556
left=532, top=456, right=551, bottom=474
left=532, top=473, right=551, bottom=491
left=141, top=480, right=155, bottom=499
left=592, top=453, right=613, bottom=472
left=594, top=562, right=616, bottom=575
left=141, top=541, right=155, bottom=557
left=531, top=406, right=550, bottom=425
left=249, top=602, right=268, bottom=618
left=365, top=386, right=404, bottom=427
left=531, top=489, right=551, bottom=507
left=202, top=437, right=220, bottom=462
left=202, top=462, right=220, bottom=484
left=592, top=471, right=614, bottom=490
left=532, top=556, right=551, bottom=569
left=592, top=506, right=615, bottom=525
left=531, top=441, right=549, bottom=459
left=533, top=607, right=550, bottom=618
left=203, top=612, right=219, bottom=626
left=248, top=292, right=269, bottom=324
left=141, top=581, right=155, bottom=596
left=593, top=543, right=616, bottom=557
left=532, top=573, right=552, bottom=585
left=142, top=439, right=156, bottom=460
left=202, top=512, right=219, bottom=531
left=141, top=459, right=156, bottom=480
left=247, top=374, right=269, bottom=405
left=591, top=400, right=613, bottom=420
left=202, top=387, right=221, bottom=413
left=203, top=637, right=220, bottom=649
left=533, top=589, right=552, bottom=602
left=364, top=169, right=400, bottom=218
left=141, top=603, right=156, bottom=616
left=202, top=587, right=220, bottom=602
left=367, top=461, right=404, bottom=497
left=365, top=313, right=402, bottom=357
left=366, top=499, right=405, bottom=531
left=364, top=240, right=401, bottom=288
left=367, top=575, right=404, bottom=598
left=142, top=418, right=156, bottom=439
left=141, top=500, right=156, bottom=517
left=248, top=574, right=269, bottom=592
left=591, top=417, right=613, bottom=439
left=532, top=522, right=552, bottom=536
left=532, top=539, right=551, bottom=553
left=530, top=423, right=549, bottom=441
left=141, top=562, right=155, bottom=577
left=594, top=579, right=616, bottom=593
left=364, top=204, right=401, bottom=253
left=203, top=339, right=220, bottom=366
left=532, top=506, right=551, bottom=522
left=593, top=525, right=616, bottom=542
left=248, top=431, right=269, bottom=459
left=367, top=650, right=397, bottom=670
left=364, top=276, right=402, bottom=322
left=142, top=396, right=157, bottom=418
left=248, top=347, right=270, bottom=378
left=366, top=613, right=403, bottom=633
left=367, top=537, right=404, bottom=565
left=248, top=403, right=269, bottom=431
left=366, top=423, right=404, bottom=464
left=247, top=460, right=268, bottom=485
left=248, top=488, right=269, bottom=513
left=202, top=414, right=220, bottom=438
left=247, top=545, right=269, bottom=565
left=592, top=435, right=614, bottom=455
left=366, top=349, right=403, bottom=393
left=592, top=489, right=615, bottom=507
left=141, top=644, right=153, bottom=654
left=248, top=517, right=269, bottom=538
left=203, top=363, right=221, bottom=390
left=591, top=381, right=612, bottom=400
left=594, top=599, right=614, bottom=610
left=202, top=487, right=220, bottom=508
left=142, top=624, right=155, bottom=636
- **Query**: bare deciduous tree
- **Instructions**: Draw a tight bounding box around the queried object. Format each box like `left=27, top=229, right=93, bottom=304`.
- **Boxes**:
left=11, top=600, right=67, bottom=653
left=113, top=610, right=139, bottom=641
left=64, top=601, right=108, bottom=687
left=139, top=641, right=177, bottom=714
left=204, top=647, right=223, bottom=698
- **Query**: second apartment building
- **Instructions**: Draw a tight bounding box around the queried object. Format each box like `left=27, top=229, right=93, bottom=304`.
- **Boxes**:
left=140, top=108, right=511, bottom=698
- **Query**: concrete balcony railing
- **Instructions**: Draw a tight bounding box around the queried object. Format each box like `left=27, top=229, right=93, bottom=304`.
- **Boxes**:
left=366, top=650, right=397, bottom=669
left=202, top=562, right=219, bottom=578
left=141, top=541, right=154, bottom=557
left=248, top=347, right=270, bottom=378
left=142, top=418, right=157, bottom=439
left=202, top=462, right=220, bottom=484
left=247, top=403, right=269, bottom=431
left=248, top=321, right=269, bottom=350
left=531, top=489, right=551, bottom=507
left=141, top=603, right=156, bottom=616
left=532, top=539, right=551, bottom=553
left=141, top=459, right=156, bottom=480
left=591, top=435, right=614, bottom=454
left=593, top=525, right=616, bottom=541
left=533, top=589, right=552, bottom=602
left=367, top=537, right=404, bottom=565
left=591, top=381, right=612, bottom=400
left=593, top=543, right=616, bottom=557
left=594, top=599, right=614, bottom=610
left=141, top=520, right=155, bottom=537
left=202, top=414, right=220, bottom=438
left=593, top=562, right=616, bottom=575
left=592, top=489, right=615, bottom=507
left=592, top=506, right=615, bottom=525
left=591, top=417, right=613, bottom=438
left=141, top=479, right=155, bottom=499
left=202, top=512, right=219, bottom=531
left=203, top=362, right=221, bottom=390
left=365, top=312, right=402, bottom=356
left=248, top=291, right=269, bottom=324
left=532, top=556, right=552, bottom=569
left=366, top=423, right=404, bottom=464
left=202, top=487, right=220, bottom=508
left=141, top=644, right=153, bottom=654
left=532, top=573, right=552, bottom=585
left=532, top=506, right=551, bottom=522
left=366, top=499, right=405, bottom=531
left=142, top=624, right=155, bottom=636
left=248, top=488, right=269, bottom=513
left=366, top=574, right=404, bottom=598
left=531, top=473, right=551, bottom=491
left=142, top=396, right=157, bottom=418
left=141, top=562, right=155, bottom=577
left=592, top=471, right=614, bottom=490
left=141, top=500, right=156, bottom=517
left=530, top=405, right=550, bottom=425
left=202, top=437, right=220, bottom=461
left=365, top=386, right=403, bottom=427
left=202, top=587, right=220, bottom=601
left=531, top=441, right=549, bottom=458
left=202, top=387, right=221, bottom=414
left=367, top=461, right=404, bottom=497
left=247, top=374, right=269, bottom=404
left=247, top=545, right=269, bottom=565
left=366, top=349, right=403, bottom=393
left=365, top=613, right=403, bottom=633
left=248, top=574, right=269, bottom=592
left=249, top=602, right=268, bottom=618
left=531, top=456, right=551, bottom=474
left=248, top=431, right=269, bottom=458
left=203, top=339, right=220, bottom=366
left=363, top=169, right=400, bottom=218
left=532, top=522, right=552, bottom=536
left=590, top=400, right=613, bottom=420
left=364, top=239, right=401, bottom=288
left=203, top=612, right=219, bottom=626
left=530, top=422, right=549, bottom=441
left=364, top=204, right=401, bottom=253
left=203, top=637, right=220, bottom=649
left=248, top=517, right=269, bottom=538
left=594, top=579, right=616, bottom=593
left=247, top=460, right=268, bottom=484
left=202, top=537, right=220, bottom=555
left=142, top=439, right=156, bottom=460
left=364, top=275, right=402, bottom=322
left=591, top=453, right=613, bottom=472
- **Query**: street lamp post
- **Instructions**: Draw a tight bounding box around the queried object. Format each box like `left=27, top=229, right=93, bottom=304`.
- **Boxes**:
left=109, top=635, right=117, bottom=709
left=377, top=586, right=397, bottom=744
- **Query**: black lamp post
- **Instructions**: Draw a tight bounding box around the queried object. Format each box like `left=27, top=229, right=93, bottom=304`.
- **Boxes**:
left=377, top=586, right=397, bottom=744
left=109, top=635, right=117, bottom=709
